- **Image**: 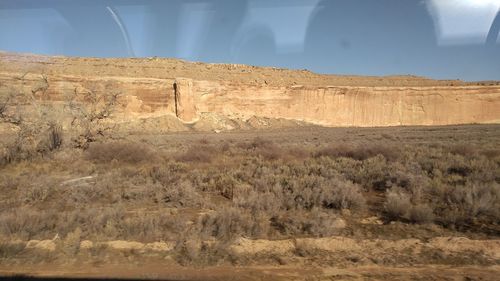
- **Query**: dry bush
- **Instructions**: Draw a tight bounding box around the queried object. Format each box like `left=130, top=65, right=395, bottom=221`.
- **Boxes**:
left=63, top=182, right=114, bottom=206
left=1, top=127, right=499, bottom=243
left=0, top=208, right=60, bottom=240
left=17, top=183, right=52, bottom=204
left=230, top=160, right=366, bottom=213
left=86, top=141, right=157, bottom=164
left=208, top=173, right=239, bottom=199
left=437, top=183, right=500, bottom=225
left=1, top=122, right=64, bottom=165
left=384, top=181, right=500, bottom=226
left=480, top=149, right=500, bottom=160
left=0, top=81, right=63, bottom=165
left=63, top=227, right=82, bottom=256
left=0, top=242, right=25, bottom=259
left=285, top=147, right=311, bottom=160
left=233, top=185, right=281, bottom=215
left=448, top=144, right=477, bottom=157
left=65, top=85, right=121, bottom=148
left=236, top=137, right=284, bottom=160
left=408, top=204, right=434, bottom=224
left=236, top=137, right=272, bottom=150
left=253, top=142, right=283, bottom=161
left=384, top=188, right=412, bottom=221
left=37, top=123, right=63, bottom=153
left=148, top=163, right=186, bottom=186
left=174, top=236, right=202, bottom=265
left=199, top=207, right=260, bottom=241
left=314, top=143, right=400, bottom=161
left=175, top=145, right=217, bottom=163
left=119, top=211, right=186, bottom=242
left=270, top=209, right=343, bottom=237
left=338, top=156, right=419, bottom=192
left=320, top=179, right=366, bottom=211
left=151, top=180, right=203, bottom=208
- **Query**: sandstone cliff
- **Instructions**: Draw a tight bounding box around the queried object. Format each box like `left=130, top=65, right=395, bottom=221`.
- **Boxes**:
left=1, top=51, right=499, bottom=128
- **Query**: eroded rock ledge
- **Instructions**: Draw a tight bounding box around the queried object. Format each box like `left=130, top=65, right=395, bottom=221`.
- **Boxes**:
left=1, top=51, right=499, bottom=128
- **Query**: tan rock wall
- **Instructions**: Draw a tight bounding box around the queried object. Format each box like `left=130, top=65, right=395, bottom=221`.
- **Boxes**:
left=190, top=81, right=500, bottom=126
left=1, top=71, right=499, bottom=127
left=174, top=78, right=197, bottom=122
left=0, top=72, right=177, bottom=123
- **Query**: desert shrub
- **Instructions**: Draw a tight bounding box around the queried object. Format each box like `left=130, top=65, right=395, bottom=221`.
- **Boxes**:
left=408, top=204, right=434, bottom=224
left=17, top=183, right=52, bottom=204
left=237, top=137, right=272, bottom=150
left=384, top=188, right=412, bottom=221
left=151, top=180, right=203, bottom=207
left=48, top=123, right=63, bottom=150
left=0, top=242, right=25, bottom=259
left=233, top=184, right=281, bottom=215
left=148, top=162, right=186, bottom=185
left=307, top=209, right=346, bottom=236
left=210, top=173, right=238, bottom=199
left=82, top=207, right=125, bottom=240
left=235, top=137, right=284, bottom=160
left=119, top=212, right=186, bottom=242
left=37, top=123, right=63, bottom=153
left=223, top=157, right=368, bottom=213
left=175, top=236, right=202, bottom=265
left=63, top=181, right=114, bottom=205
left=270, top=209, right=344, bottom=237
left=86, top=141, right=157, bottom=164
left=48, top=207, right=186, bottom=242
left=190, top=169, right=240, bottom=199
left=253, top=143, right=283, bottom=161
left=199, top=207, right=261, bottom=241
left=314, top=143, right=400, bottom=161
left=386, top=180, right=500, bottom=226
left=467, top=158, right=499, bottom=184
left=285, top=146, right=311, bottom=160
left=480, top=149, right=500, bottom=160
left=320, top=179, right=366, bottom=211
left=448, top=144, right=477, bottom=157
left=63, top=227, right=82, bottom=255
left=254, top=146, right=283, bottom=161
left=341, top=155, right=403, bottom=191
left=0, top=208, right=60, bottom=240
left=176, top=145, right=217, bottom=163
left=1, top=121, right=64, bottom=165
left=442, top=183, right=500, bottom=220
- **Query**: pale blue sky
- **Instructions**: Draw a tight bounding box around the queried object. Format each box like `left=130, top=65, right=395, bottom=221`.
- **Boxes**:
left=0, top=0, right=499, bottom=81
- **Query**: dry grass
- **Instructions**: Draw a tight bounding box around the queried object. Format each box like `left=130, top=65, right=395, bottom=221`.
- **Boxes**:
left=0, top=124, right=499, bottom=264
left=86, top=141, right=158, bottom=164
left=314, top=143, right=400, bottom=161
left=175, top=145, right=218, bottom=163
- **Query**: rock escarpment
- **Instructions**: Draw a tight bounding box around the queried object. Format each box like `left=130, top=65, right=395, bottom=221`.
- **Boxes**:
left=1, top=51, right=499, bottom=128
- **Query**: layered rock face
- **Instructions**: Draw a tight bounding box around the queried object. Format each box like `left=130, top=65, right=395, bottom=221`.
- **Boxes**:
left=191, top=80, right=500, bottom=126
left=1, top=51, right=499, bottom=127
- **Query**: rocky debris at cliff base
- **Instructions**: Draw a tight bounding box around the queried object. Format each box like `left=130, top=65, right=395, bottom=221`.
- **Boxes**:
left=112, top=114, right=310, bottom=134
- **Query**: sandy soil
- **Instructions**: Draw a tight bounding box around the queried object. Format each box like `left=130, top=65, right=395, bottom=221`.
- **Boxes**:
left=1, top=263, right=499, bottom=280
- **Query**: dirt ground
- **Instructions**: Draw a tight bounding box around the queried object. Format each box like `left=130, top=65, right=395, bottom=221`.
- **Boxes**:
left=2, top=264, right=500, bottom=281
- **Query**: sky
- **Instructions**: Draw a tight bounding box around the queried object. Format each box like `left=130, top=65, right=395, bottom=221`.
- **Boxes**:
left=0, top=0, right=499, bottom=81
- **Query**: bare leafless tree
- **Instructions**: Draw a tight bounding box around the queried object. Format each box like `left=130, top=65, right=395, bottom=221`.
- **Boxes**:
left=0, top=75, right=62, bottom=164
left=65, top=85, right=121, bottom=148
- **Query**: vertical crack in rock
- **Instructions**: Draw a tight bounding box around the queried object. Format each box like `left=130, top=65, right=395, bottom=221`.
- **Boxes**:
left=173, top=82, right=178, bottom=117
left=174, top=78, right=197, bottom=122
